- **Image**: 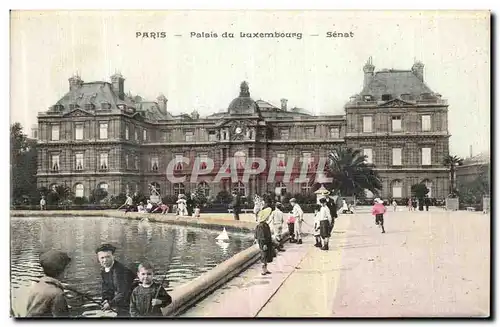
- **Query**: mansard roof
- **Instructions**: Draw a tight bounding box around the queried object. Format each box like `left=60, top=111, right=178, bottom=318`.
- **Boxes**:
left=360, top=70, right=434, bottom=99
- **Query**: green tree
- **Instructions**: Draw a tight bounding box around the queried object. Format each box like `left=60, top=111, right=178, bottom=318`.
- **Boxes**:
left=193, top=185, right=208, bottom=207
left=90, top=188, right=108, bottom=204
left=10, top=123, right=38, bottom=204
left=411, top=183, right=429, bottom=199
left=215, top=190, right=232, bottom=205
left=325, top=147, right=383, bottom=197
left=442, top=155, right=464, bottom=197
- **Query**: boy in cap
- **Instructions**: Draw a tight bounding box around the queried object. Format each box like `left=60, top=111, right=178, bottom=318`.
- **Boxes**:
left=96, top=243, right=136, bottom=316
left=26, top=250, right=71, bottom=317
left=129, top=262, right=172, bottom=317
left=268, top=202, right=286, bottom=252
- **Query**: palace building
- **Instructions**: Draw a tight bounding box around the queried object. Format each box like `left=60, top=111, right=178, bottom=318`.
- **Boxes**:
left=36, top=58, right=450, bottom=200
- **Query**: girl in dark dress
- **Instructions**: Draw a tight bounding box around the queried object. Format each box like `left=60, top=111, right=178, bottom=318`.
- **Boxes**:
left=255, top=209, right=274, bottom=275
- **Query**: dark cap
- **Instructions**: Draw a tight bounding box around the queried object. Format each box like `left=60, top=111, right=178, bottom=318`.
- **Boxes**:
left=95, top=243, right=116, bottom=254
left=319, top=198, right=327, bottom=204
left=40, top=250, right=71, bottom=272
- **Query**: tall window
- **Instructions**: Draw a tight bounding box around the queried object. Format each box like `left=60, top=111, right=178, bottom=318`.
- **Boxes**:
left=51, top=155, right=60, bottom=171
left=302, top=152, right=315, bottom=169
left=233, top=181, right=245, bottom=196
left=363, top=116, right=372, bottom=133
left=392, top=116, right=402, bottom=132
left=185, top=131, right=194, bottom=142
left=125, top=125, right=129, bottom=140
left=276, top=152, right=286, bottom=170
left=75, top=184, right=84, bottom=198
left=151, top=155, right=159, bottom=171
left=422, top=115, right=431, bottom=131
left=75, top=123, right=84, bottom=140
left=99, top=153, right=108, bottom=170
left=198, top=181, right=210, bottom=197
left=173, top=183, right=185, bottom=196
left=422, top=179, right=433, bottom=198
left=135, top=129, right=139, bottom=141
left=75, top=153, right=84, bottom=170
left=280, top=129, right=290, bottom=140
left=392, top=148, right=402, bottom=166
left=364, top=149, right=373, bottom=164
left=125, top=154, right=129, bottom=169
left=391, top=180, right=403, bottom=198
left=276, top=182, right=286, bottom=196
left=329, top=127, right=340, bottom=139
left=135, top=156, right=139, bottom=170
left=422, top=148, right=432, bottom=165
left=234, top=151, right=246, bottom=169
left=99, top=123, right=108, bottom=139
left=208, top=131, right=217, bottom=141
left=301, top=182, right=312, bottom=194
left=143, top=129, right=147, bottom=141
left=174, top=155, right=183, bottom=171
left=199, top=154, right=208, bottom=169
left=51, top=125, right=60, bottom=141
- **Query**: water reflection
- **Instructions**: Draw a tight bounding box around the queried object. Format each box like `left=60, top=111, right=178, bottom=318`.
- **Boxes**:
left=11, top=217, right=253, bottom=316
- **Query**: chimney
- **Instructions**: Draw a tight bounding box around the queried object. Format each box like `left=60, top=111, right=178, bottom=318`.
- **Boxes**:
left=470, top=145, right=473, bottom=158
left=110, top=73, right=125, bottom=100
left=280, top=98, right=288, bottom=111
left=68, top=74, right=83, bottom=91
left=411, top=61, right=424, bottom=82
left=157, top=94, right=168, bottom=114
left=363, top=57, right=375, bottom=88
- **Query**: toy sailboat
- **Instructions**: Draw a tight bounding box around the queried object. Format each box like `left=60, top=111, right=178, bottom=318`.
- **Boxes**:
left=216, top=227, right=229, bottom=242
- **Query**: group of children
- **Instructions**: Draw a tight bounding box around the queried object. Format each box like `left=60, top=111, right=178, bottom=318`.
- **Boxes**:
left=25, top=249, right=172, bottom=318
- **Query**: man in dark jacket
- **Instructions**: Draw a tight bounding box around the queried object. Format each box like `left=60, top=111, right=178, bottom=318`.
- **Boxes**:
left=326, top=195, right=338, bottom=233
left=231, top=191, right=241, bottom=221
left=96, top=244, right=136, bottom=317
left=26, top=250, right=72, bottom=317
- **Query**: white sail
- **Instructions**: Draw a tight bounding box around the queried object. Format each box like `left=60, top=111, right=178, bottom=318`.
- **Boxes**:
left=216, top=227, right=229, bottom=241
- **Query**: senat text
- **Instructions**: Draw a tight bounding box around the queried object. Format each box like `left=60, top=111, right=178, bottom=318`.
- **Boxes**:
left=326, top=31, right=355, bottom=38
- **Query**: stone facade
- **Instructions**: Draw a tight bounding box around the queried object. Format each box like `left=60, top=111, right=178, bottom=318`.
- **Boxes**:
left=36, top=59, right=451, bottom=200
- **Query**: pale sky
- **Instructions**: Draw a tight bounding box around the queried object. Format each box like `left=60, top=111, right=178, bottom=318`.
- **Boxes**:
left=10, top=10, right=490, bottom=158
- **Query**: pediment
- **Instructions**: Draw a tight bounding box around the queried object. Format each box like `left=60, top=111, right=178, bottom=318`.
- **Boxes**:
left=62, top=109, right=94, bottom=117
left=378, top=99, right=414, bottom=107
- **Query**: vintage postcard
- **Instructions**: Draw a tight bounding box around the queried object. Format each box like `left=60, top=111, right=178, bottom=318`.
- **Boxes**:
left=9, top=10, right=490, bottom=319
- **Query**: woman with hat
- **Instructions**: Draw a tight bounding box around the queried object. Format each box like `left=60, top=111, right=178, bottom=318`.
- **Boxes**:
left=95, top=244, right=136, bottom=316
left=254, top=202, right=274, bottom=275
left=318, top=198, right=333, bottom=251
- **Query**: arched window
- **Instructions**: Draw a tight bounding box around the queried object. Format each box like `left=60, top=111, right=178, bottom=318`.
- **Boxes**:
left=234, top=151, right=246, bottom=169
left=173, top=183, right=185, bottom=196
left=98, top=182, right=108, bottom=191
left=276, top=181, right=287, bottom=196
left=233, top=181, right=245, bottom=196
left=422, top=179, right=433, bottom=198
left=75, top=184, right=84, bottom=198
left=365, top=189, right=374, bottom=199
left=150, top=182, right=161, bottom=196
left=49, top=183, right=58, bottom=192
left=198, top=181, right=210, bottom=197
left=391, top=180, right=403, bottom=198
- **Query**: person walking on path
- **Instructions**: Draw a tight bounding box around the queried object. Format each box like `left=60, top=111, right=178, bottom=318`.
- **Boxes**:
left=313, top=205, right=322, bottom=248
left=318, top=198, right=333, bottom=251
left=26, top=250, right=72, bottom=317
left=289, top=198, right=304, bottom=245
left=392, top=199, right=398, bottom=212
left=96, top=244, right=136, bottom=317
left=39, top=196, right=46, bottom=211
left=231, top=191, right=241, bottom=221
left=372, top=198, right=387, bottom=234
left=267, top=202, right=286, bottom=252
left=129, top=262, right=172, bottom=317
left=255, top=208, right=274, bottom=275
left=407, top=198, right=413, bottom=211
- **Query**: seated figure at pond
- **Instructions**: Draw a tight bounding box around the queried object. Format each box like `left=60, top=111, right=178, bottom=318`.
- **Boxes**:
left=192, top=205, right=201, bottom=218
left=130, top=262, right=172, bottom=317
left=137, top=202, right=146, bottom=213
left=96, top=244, right=136, bottom=317
left=145, top=200, right=154, bottom=213
left=26, top=250, right=72, bottom=317
left=151, top=202, right=169, bottom=214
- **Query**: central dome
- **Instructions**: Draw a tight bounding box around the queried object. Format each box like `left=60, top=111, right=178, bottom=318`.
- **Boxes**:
left=228, top=81, right=258, bottom=115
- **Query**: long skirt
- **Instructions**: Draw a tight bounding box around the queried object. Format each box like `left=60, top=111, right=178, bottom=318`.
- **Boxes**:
left=320, top=220, right=331, bottom=238
left=287, top=223, right=295, bottom=236
left=260, top=245, right=274, bottom=264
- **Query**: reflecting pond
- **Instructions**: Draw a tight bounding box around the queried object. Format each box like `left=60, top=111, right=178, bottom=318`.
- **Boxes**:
left=10, top=216, right=254, bottom=316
